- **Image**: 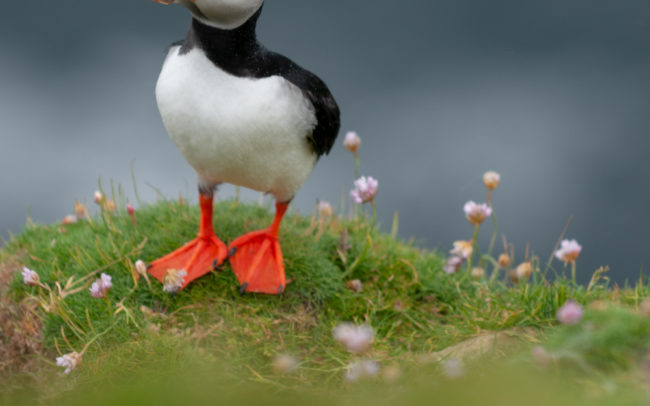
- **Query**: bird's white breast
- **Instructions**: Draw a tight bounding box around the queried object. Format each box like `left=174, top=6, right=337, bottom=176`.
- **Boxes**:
left=156, top=46, right=318, bottom=202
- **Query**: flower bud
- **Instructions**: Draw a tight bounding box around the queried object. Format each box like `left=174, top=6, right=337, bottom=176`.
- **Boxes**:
left=61, top=214, right=78, bottom=225
left=483, top=171, right=501, bottom=190
left=74, top=200, right=88, bottom=220
left=318, top=201, right=333, bottom=219
left=515, top=262, right=533, bottom=280
left=346, top=279, right=363, bottom=292
left=127, top=203, right=137, bottom=225
left=135, top=260, right=147, bottom=276
left=104, top=199, right=116, bottom=212
left=94, top=191, right=103, bottom=205
left=498, top=253, right=511, bottom=268
left=343, top=131, right=361, bottom=153
left=471, top=267, right=485, bottom=279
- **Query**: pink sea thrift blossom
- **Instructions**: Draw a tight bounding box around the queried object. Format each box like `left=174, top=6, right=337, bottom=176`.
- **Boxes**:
left=89, top=273, right=112, bottom=298
left=345, top=359, right=380, bottom=382
left=450, top=240, right=473, bottom=259
left=350, top=176, right=378, bottom=204
left=163, top=269, right=187, bottom=293
left=443, top=256, right=463, bottom=274
left=272, top=354, right=299, bottom=374
left=74, top=200, right=89, bottom=220
left=555, top=239, right=582, bottom=264
left=556, top=300, right=583, bottom=325
left=56, top=351, right=82, bottom=374
left=343, top=131, right=361, bottom=153
left=463, top=201, right=492, bottom=225
left=61, top=214, right=78, bottom=225
left=333, top=323, right=375, bottom=355
left=346, top=279, right=363, bottom=293
left=441, top=359, right=465, bottom=379
left=318, top=201, right=333, bottom=218
left=22, top=267, right=40, bottom=286
left=531, top=346, right=552, bottom=367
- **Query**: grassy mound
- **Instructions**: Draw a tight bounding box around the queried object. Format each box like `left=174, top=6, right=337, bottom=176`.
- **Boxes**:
left=2, top=199, right=650, bottom=404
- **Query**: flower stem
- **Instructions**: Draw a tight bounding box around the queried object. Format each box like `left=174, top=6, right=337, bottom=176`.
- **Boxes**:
left=370, top=200, right=377, bottom=228
left=354, top=153, right=361, bottom=180
left=104, top=297, right=113, bottom=319
left=486, top=209, right=498, bottom=264
left=343, top=232, right=372, bottom=278
left=571, top=261, right=577, bottom=285
left=466, top=225, right=480, bottom=272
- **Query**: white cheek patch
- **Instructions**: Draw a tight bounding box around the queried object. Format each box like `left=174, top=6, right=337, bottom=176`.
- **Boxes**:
left=156, top=47, right=318, bottom=202
left=193, top=0, right=264, bottom=29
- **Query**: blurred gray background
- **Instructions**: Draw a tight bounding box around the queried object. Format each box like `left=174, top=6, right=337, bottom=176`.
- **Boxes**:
left=1, top=0, right=649, bottom=283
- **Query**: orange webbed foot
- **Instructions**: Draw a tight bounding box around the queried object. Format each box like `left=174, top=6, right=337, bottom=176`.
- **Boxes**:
left=228, top=201, right=289, bottom=295
left=229, top=230, right=285, bottom=294
left=148, top=234, right=227, bottom=290
left=147, top=192, right=227, bottom=291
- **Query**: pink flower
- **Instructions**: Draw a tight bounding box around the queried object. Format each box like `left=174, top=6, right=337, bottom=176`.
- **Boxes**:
left=56, top=351, right=82, bottom=374
left=555, top=239, right=582, bottom=265
left=318, top=201, right=333, bottom=218
left=345, top=360, right=380, bottom=382
left=272, top=354, right=299, bottom=374
left=22, top=267, right=40, bottom=286
left=443, top=256, right=463, bottom=274
left=350, top=176, right=378, bottom=204
left=346, top=279, right=363, bottom=292
left=61, top=214, right=78, bottom=225
left=441, top=359, right=465, bottom=379
left=463, top=201, right=492, bottom=226
left=556, top=300, right=583, bottom=325
left=89, top=273, right=112, bottom=298
left=343, top=131, right=361, bottom=153
left=333, top=323, right=375, bottom=355
left=163, top=269, right=187, bottom=293
left=74, top=200, right=89, bottom=220
left=450, top=240, right=473, bottom=259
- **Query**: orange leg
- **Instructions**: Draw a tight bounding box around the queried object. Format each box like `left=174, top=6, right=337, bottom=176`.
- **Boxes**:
left=148, top=193, right=228, bottom=290
left=228, top=201, right=289, bottom=295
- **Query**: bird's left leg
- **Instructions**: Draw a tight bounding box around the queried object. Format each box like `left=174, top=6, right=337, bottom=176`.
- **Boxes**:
left=228, top=200, right=289, bottom=295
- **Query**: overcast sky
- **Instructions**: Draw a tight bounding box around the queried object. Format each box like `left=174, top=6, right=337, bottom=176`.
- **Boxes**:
left=1, top=1, right=649, bottom=283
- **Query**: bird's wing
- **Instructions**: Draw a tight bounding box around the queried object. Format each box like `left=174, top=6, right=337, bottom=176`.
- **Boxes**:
left=258, top=50, right=341, bottom=157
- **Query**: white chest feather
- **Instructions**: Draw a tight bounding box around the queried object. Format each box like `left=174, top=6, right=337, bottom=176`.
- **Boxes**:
left=155, top=47, right=318, bottom=202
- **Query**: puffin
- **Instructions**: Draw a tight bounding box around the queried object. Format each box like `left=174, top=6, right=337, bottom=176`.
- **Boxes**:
left=147, top=0, right=340, bottom=295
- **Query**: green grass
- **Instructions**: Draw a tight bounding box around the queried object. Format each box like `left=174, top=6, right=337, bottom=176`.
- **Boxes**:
left=2, top=198, right=650, bottom=404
